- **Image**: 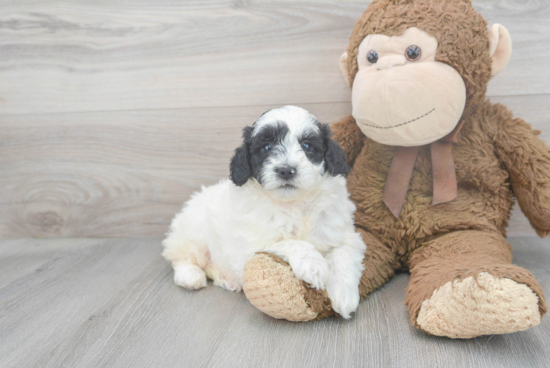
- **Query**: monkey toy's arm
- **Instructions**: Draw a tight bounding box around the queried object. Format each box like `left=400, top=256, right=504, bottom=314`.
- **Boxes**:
left=330, top=115, right=366, bottom=167
left=490, top=103, right=550, bottom=237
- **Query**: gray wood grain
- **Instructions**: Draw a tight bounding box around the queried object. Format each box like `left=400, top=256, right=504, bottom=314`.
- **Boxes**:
left=1, top=96, right=548, bottom=238
left=0, top=0, right=549, bottom=115
left=1, top=0, right=549, bottom=237
left=1, top=237, right=549, bottom=368
left=0, top=102, right=352, bottom=237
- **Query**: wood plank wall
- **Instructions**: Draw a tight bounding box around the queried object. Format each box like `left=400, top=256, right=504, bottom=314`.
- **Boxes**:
left=1, top=0, right=549, bottom=238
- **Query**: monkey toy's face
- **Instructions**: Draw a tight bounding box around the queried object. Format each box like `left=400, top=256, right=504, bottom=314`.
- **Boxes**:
left=340, top=19, right=511, bottom=147
left=349, top=27, right=466, bottom=146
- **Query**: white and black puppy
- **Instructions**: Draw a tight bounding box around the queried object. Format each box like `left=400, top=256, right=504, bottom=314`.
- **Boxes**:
left=162, top=105, right=366, bottom=318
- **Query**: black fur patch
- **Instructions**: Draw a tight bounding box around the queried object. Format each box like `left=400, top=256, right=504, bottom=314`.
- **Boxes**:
left=249, top=122, right=289, bottom=184
left=230, top=122, right=290, bottom=185
left=317, top=122, right=350, bottom=177
left=299, top=128, right=325, bottom=165
left=229, top=126, right=253, bottom=186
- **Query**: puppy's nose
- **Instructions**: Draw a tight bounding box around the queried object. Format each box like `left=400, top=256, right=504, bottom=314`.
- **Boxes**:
left=275, top=166, right=296, bottom=180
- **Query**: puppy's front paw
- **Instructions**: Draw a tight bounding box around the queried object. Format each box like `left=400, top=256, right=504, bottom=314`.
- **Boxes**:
left=289, top=252, right=329, bottom=290
left=173, top=264, right=207, bottom=290
left=327, top=282, right=360, bottom=319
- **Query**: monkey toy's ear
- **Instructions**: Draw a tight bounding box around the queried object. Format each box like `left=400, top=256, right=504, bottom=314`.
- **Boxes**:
left=339, top=52, right=351, bottom=85
left=229, top=126, right=253, bottom=186
left=319, top=123, right=350, bottom=177
left=488, top=24, right=512, bottom=77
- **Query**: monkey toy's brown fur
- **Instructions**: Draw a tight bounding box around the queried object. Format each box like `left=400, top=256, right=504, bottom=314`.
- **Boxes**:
left=242, top=0, right=550, bottom=338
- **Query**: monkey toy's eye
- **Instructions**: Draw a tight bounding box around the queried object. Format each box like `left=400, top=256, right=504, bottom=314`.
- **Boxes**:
left=262, top=144, right=272, bottom=153
left=367, top=50, right=378, bottom=64
left=405, top=45, right=422, bottom=61
left=302, top=142, right=312, bottom=152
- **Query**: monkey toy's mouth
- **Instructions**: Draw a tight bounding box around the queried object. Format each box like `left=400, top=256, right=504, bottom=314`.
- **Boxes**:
left=357, top=108, right=436, bottom=129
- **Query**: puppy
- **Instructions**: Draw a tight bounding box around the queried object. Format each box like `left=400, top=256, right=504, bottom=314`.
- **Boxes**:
left=162, top=106, right=366, bottom=318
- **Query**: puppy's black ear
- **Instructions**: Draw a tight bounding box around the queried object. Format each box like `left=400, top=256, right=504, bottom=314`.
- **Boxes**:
left=229, top=126, right=253, bottom=186
left=319, top=123, right=350, bottom=177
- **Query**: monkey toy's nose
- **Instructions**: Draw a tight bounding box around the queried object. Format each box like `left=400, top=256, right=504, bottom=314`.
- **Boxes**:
left=376, top=55, right=407, bottom=70
left=275, top=166, right=297, bottom=180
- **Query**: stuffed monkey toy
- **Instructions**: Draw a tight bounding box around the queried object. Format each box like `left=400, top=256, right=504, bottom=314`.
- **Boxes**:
left=242, top=0, right=550, bottom=338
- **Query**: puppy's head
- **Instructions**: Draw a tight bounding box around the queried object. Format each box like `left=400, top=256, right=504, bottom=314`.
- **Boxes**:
left=229, top=106, right=349, bottom=198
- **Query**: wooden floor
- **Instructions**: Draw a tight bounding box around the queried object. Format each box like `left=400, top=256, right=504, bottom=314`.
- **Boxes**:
left=1, top=237, right=549, bottom=368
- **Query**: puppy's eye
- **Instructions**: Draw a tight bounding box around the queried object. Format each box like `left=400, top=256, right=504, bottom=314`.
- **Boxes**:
left=302, top=142, right=312, bottom=152
left=262, top=144, right=272, bottom=153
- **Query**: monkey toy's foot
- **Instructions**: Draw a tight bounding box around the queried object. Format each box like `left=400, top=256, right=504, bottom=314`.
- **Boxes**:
left=242, top=252, right=334, bottom=322
left=406, top=231, right=547, bottom=339
left=416, top=272, right=541, bottom=338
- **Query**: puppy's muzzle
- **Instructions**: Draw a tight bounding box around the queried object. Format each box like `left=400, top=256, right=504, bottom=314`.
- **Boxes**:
left=275, top=166, right=297, bottom=181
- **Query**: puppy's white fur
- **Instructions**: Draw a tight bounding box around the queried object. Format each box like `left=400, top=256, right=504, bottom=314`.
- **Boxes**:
left=162, top=106, right=366, bottom=319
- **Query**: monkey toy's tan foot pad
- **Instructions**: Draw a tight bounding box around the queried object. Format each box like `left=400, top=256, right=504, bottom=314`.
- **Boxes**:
left=417, top=272, right=541, bottom=338
left=242, top=252, right=335, bottom=322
